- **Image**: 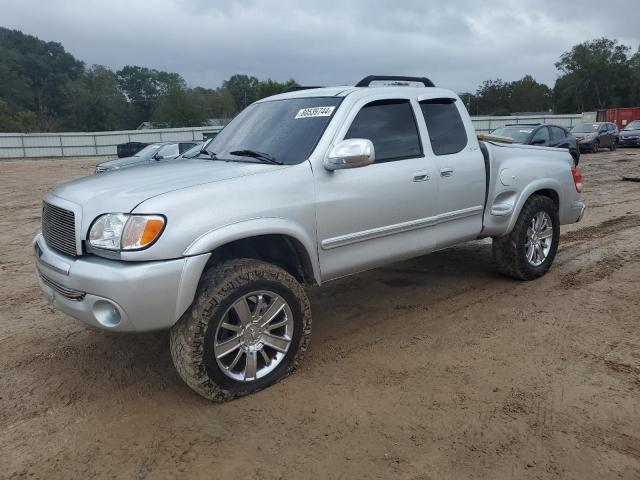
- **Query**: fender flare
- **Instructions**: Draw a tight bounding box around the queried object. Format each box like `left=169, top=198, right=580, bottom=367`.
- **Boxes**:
left=182, top=217, right=321, bottom=284
left=505, top=179, right=562, bottom=234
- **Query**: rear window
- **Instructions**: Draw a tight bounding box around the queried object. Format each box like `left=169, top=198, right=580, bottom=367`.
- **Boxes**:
left=420, top=98, right=468, bottom=155
left=345, top=99, right=422, bottom=162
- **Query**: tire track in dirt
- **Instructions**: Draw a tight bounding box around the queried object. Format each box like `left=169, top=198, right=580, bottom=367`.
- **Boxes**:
left=559, top=253, right=637, bottom=289
left=561, top=214, right=640, bottom=244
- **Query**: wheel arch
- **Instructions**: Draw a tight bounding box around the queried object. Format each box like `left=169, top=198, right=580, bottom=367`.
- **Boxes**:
left=505, top=180, right=562, bottom=235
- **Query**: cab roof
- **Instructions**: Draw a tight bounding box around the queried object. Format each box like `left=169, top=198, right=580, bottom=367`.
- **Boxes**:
left=257, top=74, right=458, bottom=103
left=260, top=85, right=459, bottom=103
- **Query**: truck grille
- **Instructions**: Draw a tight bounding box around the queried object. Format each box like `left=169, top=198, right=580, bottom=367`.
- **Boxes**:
left=42, top=202, right=78, bottom=257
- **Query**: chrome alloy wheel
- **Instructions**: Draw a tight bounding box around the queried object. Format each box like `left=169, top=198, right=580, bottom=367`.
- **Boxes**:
left=214, top=291, right=294, bottom=382
left=525, top=211, right=553, bottom=267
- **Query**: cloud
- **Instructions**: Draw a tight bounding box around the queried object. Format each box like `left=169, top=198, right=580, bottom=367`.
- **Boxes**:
left=1, top=0, right=638, bottom=92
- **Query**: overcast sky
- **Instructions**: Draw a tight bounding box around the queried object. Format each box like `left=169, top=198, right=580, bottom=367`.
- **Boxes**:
left=2, top=0, right=639, bottom=93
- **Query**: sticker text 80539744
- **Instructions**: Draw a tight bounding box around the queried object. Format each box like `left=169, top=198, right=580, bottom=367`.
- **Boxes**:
left=295, top=106, right=335, bottom=119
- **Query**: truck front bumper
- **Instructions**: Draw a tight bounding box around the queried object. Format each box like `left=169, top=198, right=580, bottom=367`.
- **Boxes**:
left=33, top=234, right=210, bottom=332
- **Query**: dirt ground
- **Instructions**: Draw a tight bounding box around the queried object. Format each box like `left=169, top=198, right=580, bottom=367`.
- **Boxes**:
left=1, top=149, right=639, bottom=480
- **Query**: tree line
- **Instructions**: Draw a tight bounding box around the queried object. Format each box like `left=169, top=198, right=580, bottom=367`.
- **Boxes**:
left=461, top=39, right=640, bottom=116
left=0, top=27, right=298, bottom=132
left=1, top=27, right=639, bottom=132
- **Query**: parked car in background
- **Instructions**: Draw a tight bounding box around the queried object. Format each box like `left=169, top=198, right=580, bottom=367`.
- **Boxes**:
left=571, top=122, right=619, bottom=153
left=176, top=141, right=206, bottom=159
left=116, top=141, right=149, bottom=158
left=490, top=123, right=580, bottom=165
left=618, top=120, right=640, bottom=147
left=95, top=141, right=198, bottom=173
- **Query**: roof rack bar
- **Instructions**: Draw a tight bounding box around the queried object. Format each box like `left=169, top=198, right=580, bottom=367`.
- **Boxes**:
left=355, top=75, right=435, bottom=88
left=283, top=86, right=323, bottom=93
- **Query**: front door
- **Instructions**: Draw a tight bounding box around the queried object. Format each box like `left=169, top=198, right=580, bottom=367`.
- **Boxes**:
left=417, top=98, right=486, bottom=249
left=314, top=98, right=439, bottom=281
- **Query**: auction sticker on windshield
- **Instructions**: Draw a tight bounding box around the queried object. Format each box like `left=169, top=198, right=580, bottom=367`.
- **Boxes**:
left=295, top=106, right=335, bottom=119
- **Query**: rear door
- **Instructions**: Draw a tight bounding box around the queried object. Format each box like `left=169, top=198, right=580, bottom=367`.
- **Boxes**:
left=314, top=98, right=439, bottom=280
left=418, top=98, right=486, bottom=248
left=598, top=124, right=611, bottom=147
left=549, top=126, right=569, bottom=148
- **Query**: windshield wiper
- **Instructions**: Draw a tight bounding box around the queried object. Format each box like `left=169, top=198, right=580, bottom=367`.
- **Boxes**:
left=229, top=149, right=283, bottom=165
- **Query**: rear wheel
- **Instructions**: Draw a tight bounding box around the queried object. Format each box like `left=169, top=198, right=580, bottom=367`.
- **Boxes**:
left=492, top=195, right=560, bottom=280
left=170, top=259, right=311, bottom=401
left=610, top=139, right=617, bottom=151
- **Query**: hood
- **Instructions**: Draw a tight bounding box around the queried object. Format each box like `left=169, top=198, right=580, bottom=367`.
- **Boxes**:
left=49, top=159, right=288, bottom=216
left=621, top=128, right=640, bottom=136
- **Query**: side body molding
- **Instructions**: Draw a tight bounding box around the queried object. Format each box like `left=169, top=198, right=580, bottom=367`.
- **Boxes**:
left=182, top=217, right=321, bottom=284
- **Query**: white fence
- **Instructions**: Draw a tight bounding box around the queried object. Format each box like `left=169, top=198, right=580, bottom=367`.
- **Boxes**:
left=0, top=113, right=596, bottom=159
left=0, top=126, right=223, bottom=159
left=471, top=113, right=592, bottom=134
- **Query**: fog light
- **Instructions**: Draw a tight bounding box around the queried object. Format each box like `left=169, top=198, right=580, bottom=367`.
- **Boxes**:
left=93, top=300, right=121, bottom=327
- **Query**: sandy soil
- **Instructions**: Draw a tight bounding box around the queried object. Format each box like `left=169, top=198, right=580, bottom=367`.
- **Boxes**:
left=1, top=150, right=640, bottom=480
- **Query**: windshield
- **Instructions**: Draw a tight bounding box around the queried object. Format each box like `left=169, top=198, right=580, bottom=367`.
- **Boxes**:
left=624, top=121, right=640, bottom=131
left=134, top=144, right=163, bottom=158
left=205, top=97, right=342, bottom=165
left=490, top=126, right=533, bottom=143
left=571, top=123, right=599, bottom=134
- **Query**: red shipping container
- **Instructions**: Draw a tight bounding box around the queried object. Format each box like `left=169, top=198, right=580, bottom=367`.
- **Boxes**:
left=597, top=107, right=640, bottom=129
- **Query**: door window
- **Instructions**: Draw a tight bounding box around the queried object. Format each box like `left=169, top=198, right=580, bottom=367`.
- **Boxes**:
left=419, top=98, right=468, bottom=155
left=344, top=99, right=422, bottom=162
left=550, top=126, right=566, bottom=141
left=531, top=127, right=550, bottom=144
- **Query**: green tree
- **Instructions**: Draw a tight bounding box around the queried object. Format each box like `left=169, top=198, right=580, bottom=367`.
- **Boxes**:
left=223, top=74, right=259, bottom=111
left=152, top=79, right=207, bottom=128
left=64, top=65, right=129, bottom=131
left=0, top=27, right=84, bottom=130
left=458, top=92, right=477, bottom=115
left=554, top=38, right=632, bottom=111
left=116, top=66, right=186, bottom=127
left=0, top=99, right=37, bottom=132
left=629, top=47, right=640, bottom=106
left=256, top=78, right=298, bottom=99
left=474, top=79, right=512, bottom=115
left=191, top=87, right=237, bottom=119
left=509, top=75, right=551, bottom=113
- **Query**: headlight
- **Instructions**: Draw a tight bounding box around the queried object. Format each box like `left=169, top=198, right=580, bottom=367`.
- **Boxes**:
left=89, top=214, right=165, bottom=251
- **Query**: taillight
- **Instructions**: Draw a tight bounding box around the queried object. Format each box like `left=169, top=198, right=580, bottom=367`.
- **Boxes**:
left=572, top=166, right=583, bottom=193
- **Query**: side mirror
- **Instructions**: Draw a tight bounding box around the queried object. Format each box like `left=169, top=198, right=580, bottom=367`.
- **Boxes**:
left=324, top=139, right=375, bottom=171
left=531, top=138, right=546, bottom=145
left=154, top=154, right=164, bottom=160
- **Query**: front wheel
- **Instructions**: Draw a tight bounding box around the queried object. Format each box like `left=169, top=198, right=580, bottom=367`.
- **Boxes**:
left=592, top=140, right=599, bottom=153
left=170, top=259, right=311, bottom=401
left=492, top=195, right=560, bottom=280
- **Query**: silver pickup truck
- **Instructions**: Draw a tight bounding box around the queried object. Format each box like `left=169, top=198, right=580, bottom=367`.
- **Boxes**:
left=34, top=75, right=585, bottom=401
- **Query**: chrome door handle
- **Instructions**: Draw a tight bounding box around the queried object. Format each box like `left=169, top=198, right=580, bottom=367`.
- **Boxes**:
left=440, top=168, right=454, bottom=177
left=413, top=174, right=430, bottom=182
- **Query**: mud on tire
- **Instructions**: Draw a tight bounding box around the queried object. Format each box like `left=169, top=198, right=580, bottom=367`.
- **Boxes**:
left=492, top=194, right=560, bottom=281
left=169, top=258, right=312, bottom=401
